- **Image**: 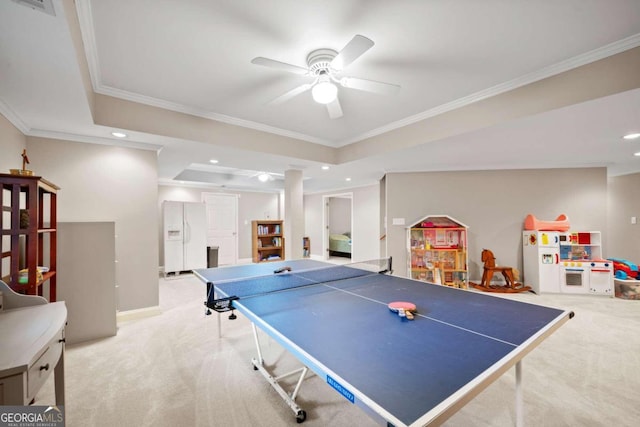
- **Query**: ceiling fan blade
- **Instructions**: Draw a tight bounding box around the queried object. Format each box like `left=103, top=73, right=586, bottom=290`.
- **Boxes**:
left=251, top=57, right=310, bottom=75
left=339, top=76, right=400, bottom=96
left=331, top=34, right=374, bottom=71
left=326, top=97, right=343, bottom=119
left=268, top=83, right=313, bottom=105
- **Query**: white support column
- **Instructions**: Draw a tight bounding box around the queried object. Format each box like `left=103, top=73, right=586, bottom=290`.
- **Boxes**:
left=284, top=169, right=304, bottom=260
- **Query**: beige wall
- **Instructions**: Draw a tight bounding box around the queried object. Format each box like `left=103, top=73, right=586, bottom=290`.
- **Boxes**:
left=384, top=168, right=608, bottom=281
left=157, top=185, right=280, bottom=263
left=304, top=184, right=380, bottom=262
left=0, top=114, right=26, bottom=172
left=608, top=173, right=640, bottom=263
left=25, top=137, right=159, bottom=311
left=94, top=94, right=336, bottom=166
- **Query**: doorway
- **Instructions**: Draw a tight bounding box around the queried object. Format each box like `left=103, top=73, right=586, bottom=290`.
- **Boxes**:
left=323, top=193, right=353, bottom=262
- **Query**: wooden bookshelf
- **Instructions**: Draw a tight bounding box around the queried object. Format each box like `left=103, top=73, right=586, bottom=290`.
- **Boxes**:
left=252, top=220, right=284, bottom=263
left=303, top=236, right=310, bottom=258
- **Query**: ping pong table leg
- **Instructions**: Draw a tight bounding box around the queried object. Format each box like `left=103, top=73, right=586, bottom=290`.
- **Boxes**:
left=252, top=323, right=264, bottom=366
left=250, top=323, right=309, bottom=423
left=515, top=360, right=523, bottom=427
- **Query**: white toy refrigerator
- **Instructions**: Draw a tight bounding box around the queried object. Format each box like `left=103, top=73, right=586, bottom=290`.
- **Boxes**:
left=522, top=231, right=560, bottom=294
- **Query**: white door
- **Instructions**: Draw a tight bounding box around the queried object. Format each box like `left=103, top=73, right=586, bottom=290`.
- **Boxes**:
left=202, top=193, right=238, bottom=265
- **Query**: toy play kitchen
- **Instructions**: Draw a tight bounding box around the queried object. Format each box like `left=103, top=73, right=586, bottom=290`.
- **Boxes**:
left=522, top=214, right=613, bottom=295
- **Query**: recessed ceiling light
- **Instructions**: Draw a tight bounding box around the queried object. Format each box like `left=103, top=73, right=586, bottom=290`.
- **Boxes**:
left=209, top=159, right=219, bottom=164
left=634, top=152, right=640, bottom=157
left=623, top=133, right=640, bottom=140
left=258, top=173, right=270, bottom=182
left=321, top=165, right=330, bottom=170
left=111, top=131, right=127, bottom=138
left=345, top=177, right=351, bottom=181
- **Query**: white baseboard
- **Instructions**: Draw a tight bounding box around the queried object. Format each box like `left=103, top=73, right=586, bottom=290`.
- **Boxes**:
left=117, top=306, right=162, bottom=323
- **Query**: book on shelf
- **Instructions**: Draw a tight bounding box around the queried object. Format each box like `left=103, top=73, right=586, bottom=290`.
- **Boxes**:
left=257, top=224, right=281, bottom=235
left=271, top=237, right=282, bottom=247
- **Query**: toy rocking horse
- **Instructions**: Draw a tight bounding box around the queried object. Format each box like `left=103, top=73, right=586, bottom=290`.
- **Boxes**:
left=472, top=249, right=531, bottom=293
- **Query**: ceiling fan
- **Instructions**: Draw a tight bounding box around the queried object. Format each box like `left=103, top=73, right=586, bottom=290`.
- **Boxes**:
left=251, top=35, right=400, bottom=119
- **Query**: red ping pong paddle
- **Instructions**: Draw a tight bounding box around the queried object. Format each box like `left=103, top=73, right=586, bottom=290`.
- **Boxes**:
left=388, top=301, right=416, bottom=320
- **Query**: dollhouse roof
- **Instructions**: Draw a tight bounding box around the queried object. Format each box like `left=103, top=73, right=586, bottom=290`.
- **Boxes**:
left=407, top=215, right=468, bottom=229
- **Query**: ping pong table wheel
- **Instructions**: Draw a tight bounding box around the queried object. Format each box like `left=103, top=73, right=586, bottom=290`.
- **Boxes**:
left=296, top=410, right=306, bottom=423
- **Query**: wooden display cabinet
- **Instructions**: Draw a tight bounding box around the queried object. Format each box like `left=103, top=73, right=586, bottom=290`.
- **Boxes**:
left=407, top=215, right=468, bottom=288
left=0, top=173, right=59, bottom=301
left=252, top=220, right=285, bottom=263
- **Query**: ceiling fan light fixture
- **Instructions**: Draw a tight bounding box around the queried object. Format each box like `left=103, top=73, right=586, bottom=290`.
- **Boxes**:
left=312, top=80, right=338, bottom=104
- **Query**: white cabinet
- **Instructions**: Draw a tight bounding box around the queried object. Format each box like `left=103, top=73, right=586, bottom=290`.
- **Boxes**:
left=589, top=267, right=614, bottom=295
left=524, top=230, right=613, bottom=295
left=163, top=201, right=207, bottom=275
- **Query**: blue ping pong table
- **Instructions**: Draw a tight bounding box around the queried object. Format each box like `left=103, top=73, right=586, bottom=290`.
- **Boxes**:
left=194, top=259, right=573, bottom=427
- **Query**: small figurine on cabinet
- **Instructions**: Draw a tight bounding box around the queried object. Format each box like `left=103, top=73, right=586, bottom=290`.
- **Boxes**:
left=9, top=149, right=34, bottom=176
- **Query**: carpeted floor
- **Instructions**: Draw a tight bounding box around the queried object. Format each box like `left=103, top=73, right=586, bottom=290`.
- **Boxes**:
left=36, top=274, right=640, bottom=426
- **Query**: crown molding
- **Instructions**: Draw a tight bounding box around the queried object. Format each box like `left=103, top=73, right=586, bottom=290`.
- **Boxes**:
left=0, top=98, right=30, bottom=134
left=27, top=128, right=163, bottom=151
left=338, top=33, right=640, bottom=146
left=74, top=0, right=101, bottom=91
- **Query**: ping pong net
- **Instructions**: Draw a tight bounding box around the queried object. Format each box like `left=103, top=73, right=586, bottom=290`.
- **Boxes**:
left=206, top=258, right=393, bottom=313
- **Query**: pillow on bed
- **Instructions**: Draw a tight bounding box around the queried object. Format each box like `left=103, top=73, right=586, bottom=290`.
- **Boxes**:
left=330, top=234, right=349, bottom=241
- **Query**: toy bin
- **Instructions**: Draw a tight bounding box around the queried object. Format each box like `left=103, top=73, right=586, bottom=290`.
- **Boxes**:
left=614, top=279, right=640, bottom=300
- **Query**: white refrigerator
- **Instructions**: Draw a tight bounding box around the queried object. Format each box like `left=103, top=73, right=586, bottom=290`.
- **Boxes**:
left=163, top=201, right=207, bottom=275
left=522, top=231, right=560, bottom=294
